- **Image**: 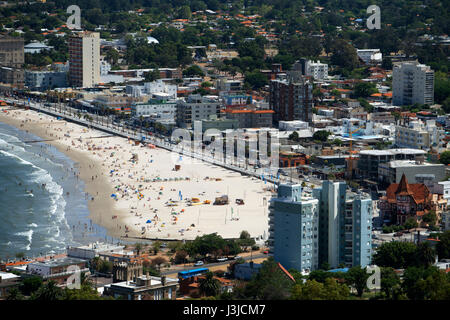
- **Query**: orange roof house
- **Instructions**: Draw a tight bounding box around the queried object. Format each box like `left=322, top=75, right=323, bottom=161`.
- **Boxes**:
left=379, top=174, right=438, bottom=225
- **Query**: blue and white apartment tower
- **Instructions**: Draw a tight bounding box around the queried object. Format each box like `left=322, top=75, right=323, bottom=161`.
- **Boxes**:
left=268, top=184, right=319, bottom=273
left=313, top=181, right=373, bottom=269
left=348, top=194, right=373, bottom=268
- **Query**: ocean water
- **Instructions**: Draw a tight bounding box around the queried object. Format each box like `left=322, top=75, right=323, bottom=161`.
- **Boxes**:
left=0, top=121, right=110, bottom=260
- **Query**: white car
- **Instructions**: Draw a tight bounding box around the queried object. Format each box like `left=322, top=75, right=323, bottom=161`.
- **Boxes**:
left=194, top=261, right=204, bottom=266
left=216, top=257, right=228, bottom=262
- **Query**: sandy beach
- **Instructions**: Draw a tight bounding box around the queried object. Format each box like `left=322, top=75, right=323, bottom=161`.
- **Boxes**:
left=0, top=107, right=274, bottom=241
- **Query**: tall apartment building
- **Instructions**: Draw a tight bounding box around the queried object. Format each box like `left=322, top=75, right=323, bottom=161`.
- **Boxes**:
left=306, top=60, right=328, bottom=80
left=176, top=94, right=222, bottom=129
left=0, top=36, right=24, bottom=88
left=269, top=71, right=313, bottom=124
left=392, top=61, right=434, bottom=106
left=395, top=120, right=445, bottom=151
left=357, top=148, right=427, bottom=180
left=68, top=32, right=100, bottom=88
left=313, top=181, right=373, bottom=268
left=268, top=184, right=319, bottom=273
left=223, top=108, right=274, bottom=128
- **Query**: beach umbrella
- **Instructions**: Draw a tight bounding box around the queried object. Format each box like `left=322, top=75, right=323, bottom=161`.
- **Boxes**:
left=110, top=194, right=116, bottom=197
left=146, top=220, right=152, bottom=223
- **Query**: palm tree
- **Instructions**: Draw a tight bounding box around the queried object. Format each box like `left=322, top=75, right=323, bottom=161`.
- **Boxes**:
left=6, top=287, right=24, bottom=300
left=32, top=280, right=63, bottom=301
left=135, top=243, right=143, bottom=256
left=199, top=272, right=220, bottom=297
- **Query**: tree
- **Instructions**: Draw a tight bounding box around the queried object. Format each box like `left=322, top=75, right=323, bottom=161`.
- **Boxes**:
left=330, top=39, right=359, bottom=70
left=151, top=241, right=162, bottom=255
left=188, top=233, right=227, bottom=259
left=404, top=217, right=418, bottom=230
left=6, top=287, right=24, bottom=300
left=380, top=267, right=401, bottom=299
left=353, top=82, right=378, bottom=98
left=415, top=242, right=436, bottom=268
left=20, top=276, right=43, bottom=296
left=288, top=131, right=300, bottom=142
left=174, top=250, right=188, bottom=264
left=244, top=70, right=268, bottom=90
left=168, top=241, right=183, bottom=253
left=291, top=278, right=349, bottom=300
left=183, top=65, right=204, bottom=77
left=145, top=69, right=160, bottom=82
left=374, top=241, right=420, bottom=269
left=237, top=230, right=255, bottom=251
left=422, top=211, right=437, bottom=226
left=135, top=243, right=143, bottom=255
left=347, top=266, right=369, bottom=297
left=439, top=151, right=450, bottom=166
left=31, top=280, right=63, bottom=301
left=151, top=256, right=167, bottom=271
left=291, top=279, right=325, bottom=300
left=241, top=257, right=294, bottom=300
left=313, top=130, right=331, bottom=142
left=436, top=231, right=450, bottom=260
left=199, top=272, right=220, bottom=297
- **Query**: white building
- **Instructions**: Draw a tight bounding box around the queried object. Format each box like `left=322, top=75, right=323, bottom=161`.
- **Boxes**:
left=392, top=61, right=434, bottom=106
left=176, top=94, right=222, bottom=128
left=278, top=120, right=309, bottom=131
left=395, top=120, right=445, bottom=151
left=67, top=242, right=126, bottom=260
left=305, top=60, right=328, bottom=80
left=100, top=59, right=111, bottom=76
left=126, top=80, right=177, bottom=99
left=132, top=100, right=177, bottom=122
left=356, top=49, right=382, bottom=65
left=438, top=181, right=450, bottom=206
left=24, top=41, right=53, bottom=54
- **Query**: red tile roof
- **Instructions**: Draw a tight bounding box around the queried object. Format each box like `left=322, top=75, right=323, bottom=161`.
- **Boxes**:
left=385, top=174, right=430, bottom=204
left=277, top=263, right=296, bottom=283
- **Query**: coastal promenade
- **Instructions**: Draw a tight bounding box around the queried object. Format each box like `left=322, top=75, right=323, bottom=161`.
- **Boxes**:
left=5, top=97, right=297, bottom=187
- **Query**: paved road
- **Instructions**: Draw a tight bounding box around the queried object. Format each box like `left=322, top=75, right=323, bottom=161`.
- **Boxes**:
left=161, top=253, right=267, bottom=276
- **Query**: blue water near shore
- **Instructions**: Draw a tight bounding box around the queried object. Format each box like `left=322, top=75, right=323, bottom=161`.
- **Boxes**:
left=0, top=121, right=111, bottom=260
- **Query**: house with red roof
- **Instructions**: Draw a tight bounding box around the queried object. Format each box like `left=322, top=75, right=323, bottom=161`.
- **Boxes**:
left=379, top=173, right=443, bottom=225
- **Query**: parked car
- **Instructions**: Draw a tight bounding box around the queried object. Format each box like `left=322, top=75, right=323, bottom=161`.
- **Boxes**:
left=263, top=250, right=269, bottom=254
left=194, top=261, right=204, bottom=266
left=216, top=257, right=228, bottom=262
left=234, top=256, right=242, bottom=260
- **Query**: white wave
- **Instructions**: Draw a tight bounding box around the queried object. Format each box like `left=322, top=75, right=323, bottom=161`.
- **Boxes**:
left=28, top=223, right=38, bottom=228
left=0, top=131, right=22, bottom=143
left=15, top=229, right=33, bottom=251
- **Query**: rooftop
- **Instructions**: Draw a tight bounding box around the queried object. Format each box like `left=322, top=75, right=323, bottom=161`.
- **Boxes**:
left=29, top=257, right=86, bottom=268
left=359, top=149, right=426, bottom=156
left=388, top=160, right=443, bottom=168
